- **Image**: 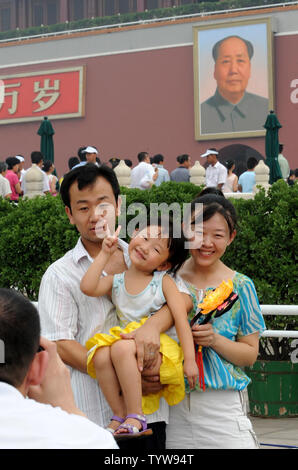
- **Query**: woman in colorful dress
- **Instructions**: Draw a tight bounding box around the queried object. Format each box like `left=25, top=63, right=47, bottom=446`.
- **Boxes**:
left=166, top=193, right=266, bottom=449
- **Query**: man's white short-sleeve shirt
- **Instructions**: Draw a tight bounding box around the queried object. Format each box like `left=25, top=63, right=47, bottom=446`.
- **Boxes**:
left=205, top=161, right=227, bottom=188
left=0, top=383, right=118, bottom=449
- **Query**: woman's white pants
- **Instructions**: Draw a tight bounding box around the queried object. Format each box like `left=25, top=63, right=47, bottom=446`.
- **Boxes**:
left=166, top=389, right=259, bottom=449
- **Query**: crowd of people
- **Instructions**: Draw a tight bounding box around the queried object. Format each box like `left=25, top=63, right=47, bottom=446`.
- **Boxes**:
left=0, top=144, right=296, bottom=450
left=0, top=144, right=296, bottom=202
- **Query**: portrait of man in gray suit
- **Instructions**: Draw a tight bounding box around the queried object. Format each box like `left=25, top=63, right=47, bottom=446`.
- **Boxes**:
left=200, top=35, right=269, bottom=135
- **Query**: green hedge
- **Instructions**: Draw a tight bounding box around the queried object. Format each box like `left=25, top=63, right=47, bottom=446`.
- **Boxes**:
left=0, top=0, right=295, bottom=42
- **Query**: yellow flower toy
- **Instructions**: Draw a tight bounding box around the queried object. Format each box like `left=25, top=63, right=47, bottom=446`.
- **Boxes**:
left=190, top=279, right=238, bottom=391
left=198, top=279, right=233, bottom=314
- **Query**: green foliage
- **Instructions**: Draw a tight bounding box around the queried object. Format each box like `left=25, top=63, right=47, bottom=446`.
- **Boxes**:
left=0, top=180, right=296, bottom=359
left=0, top=195, right=78, bottom=300
left=0, top=0, right=296, bottom=42
left=222, top=181, right=298, bottom=360
left=223, top=180, right=298, bottom=307
left=119, top=182, right=202, bottom=240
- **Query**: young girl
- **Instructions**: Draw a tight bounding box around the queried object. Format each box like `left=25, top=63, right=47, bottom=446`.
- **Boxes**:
left=166, top=194, right=266, bottom=449
left=80, top=218, right=198, bottom=439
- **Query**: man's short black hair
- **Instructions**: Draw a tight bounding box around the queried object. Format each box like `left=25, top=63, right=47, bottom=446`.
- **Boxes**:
left=60, top=163, right=120, bottom=210
left=212, top=35, right=254, bottom=62
left=124, top=159, right=132, bottom=167
left=5, top=157, right=20, bottom=170
left=31, top=151, right=43, bottom=165
left=0, top=161, right=8, bottom=173
left=247, top=157, right=258, bottom=170
left=137, top=152, right=148, bottom=162
left=152, top=154, right=164, bottom=165
left=68, top=156, right=80, bottom=170
left=0, top=289, right=40, bottom=387
left=77, top=146, right=87, bottom=162
left=177, top=154, right=189, bottom=165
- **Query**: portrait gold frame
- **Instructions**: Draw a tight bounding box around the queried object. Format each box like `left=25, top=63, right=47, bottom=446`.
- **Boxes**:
left=193, top=17, right=274, bottom=141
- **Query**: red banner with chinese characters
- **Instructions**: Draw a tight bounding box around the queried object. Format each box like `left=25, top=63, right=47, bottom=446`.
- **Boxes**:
left=0, top=67, right=85, bottom=124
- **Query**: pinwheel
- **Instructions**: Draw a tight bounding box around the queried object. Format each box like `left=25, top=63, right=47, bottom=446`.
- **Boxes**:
left=190, top=280, right=239, bottom=390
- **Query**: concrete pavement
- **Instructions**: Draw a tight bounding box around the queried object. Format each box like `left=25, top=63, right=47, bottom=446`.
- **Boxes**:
left=250, top=416, right=298, bottom=449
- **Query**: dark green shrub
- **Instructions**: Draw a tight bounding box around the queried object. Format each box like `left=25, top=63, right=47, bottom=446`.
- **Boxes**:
left=223, top=181, right=298, bottom=360
left=0, top=195, right=78, bottom=299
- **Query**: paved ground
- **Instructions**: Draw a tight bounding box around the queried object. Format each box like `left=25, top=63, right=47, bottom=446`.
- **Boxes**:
left=250, top=416, right=298, bottom=449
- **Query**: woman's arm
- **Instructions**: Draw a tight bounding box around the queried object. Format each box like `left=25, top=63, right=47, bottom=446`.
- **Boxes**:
left=50, top=176, right=57, bottom=194
left=192, top=324, right=259, bottom=367
left=233, top=175, right=239, bottom=192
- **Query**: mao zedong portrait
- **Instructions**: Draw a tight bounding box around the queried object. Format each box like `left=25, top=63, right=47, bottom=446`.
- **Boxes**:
left=200, top=35, right=269, bottom=134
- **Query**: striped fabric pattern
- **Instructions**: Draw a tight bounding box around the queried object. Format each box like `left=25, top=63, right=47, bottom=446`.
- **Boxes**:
left=185, top=272, right=266, bottom=393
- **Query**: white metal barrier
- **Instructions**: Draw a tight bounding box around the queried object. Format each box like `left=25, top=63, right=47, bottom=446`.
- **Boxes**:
left=33, top=301, right=297, bottom=337
left=260, top=305, right=298, bottom=338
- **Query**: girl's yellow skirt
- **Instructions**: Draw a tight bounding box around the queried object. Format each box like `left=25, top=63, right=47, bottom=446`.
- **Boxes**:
left=86, top=318, right=185, bottom=415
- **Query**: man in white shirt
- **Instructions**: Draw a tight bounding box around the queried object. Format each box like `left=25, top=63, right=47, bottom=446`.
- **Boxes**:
left=0, top=161, right=12, bottom=199
left=38, top=163, right=181, bottom=449
left=277, top=144, right=290, bottom=181
left=82, top=145, right=100, bottom=166
left=130, top=152, right=158, bottom=189
left=21, top=151, right=50, bottom=198
left=201, top=148, right=227, bottom=190
left=152, top=154, right=170, bottom=186
left=0, top=288, right=118, bottom=449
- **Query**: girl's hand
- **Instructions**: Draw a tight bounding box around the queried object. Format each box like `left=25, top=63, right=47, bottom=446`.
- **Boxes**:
left=191, top=323, right=216, bottom=348
left=101, top=224, right=121, bottom=255
left=183, top=358, right=199, bottom=390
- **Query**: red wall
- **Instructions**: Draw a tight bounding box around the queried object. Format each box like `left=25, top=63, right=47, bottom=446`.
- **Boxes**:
left=0, top=35, right=297, bottom=178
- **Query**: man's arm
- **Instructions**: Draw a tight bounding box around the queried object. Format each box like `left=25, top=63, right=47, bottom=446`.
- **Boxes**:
left=43, top=171, right=50, bottom=194
left=217, top=167, right=227, bottom=190
left=238, top=175, right=243, bottom=192
left=28, top=337, right=86, bottom=416
left=56, top=339, right=88, bottom=374
left=139, top=166, right=158, bottom=189
left=15, top=181, right=22, bottom=195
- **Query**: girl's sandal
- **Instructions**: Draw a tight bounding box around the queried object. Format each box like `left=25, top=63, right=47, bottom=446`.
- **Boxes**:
left=106, top=415, right=125, bottom=434
left=113, top=413, right=153, bottom=441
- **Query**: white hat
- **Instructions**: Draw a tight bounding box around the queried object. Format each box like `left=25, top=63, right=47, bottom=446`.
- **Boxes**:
left=82, top=146, right=98, bottom=154
left=200, top=149, right=219, bottom=158
left=15, top=155, right=25, bottom=162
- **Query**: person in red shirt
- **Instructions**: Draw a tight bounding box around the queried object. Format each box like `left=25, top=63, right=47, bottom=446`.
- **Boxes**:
left=5, top=157, right=22, bottom=202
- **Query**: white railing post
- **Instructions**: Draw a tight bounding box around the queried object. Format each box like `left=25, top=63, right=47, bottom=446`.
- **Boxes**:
left=189, top=160, right=205, bottom=186
left=114, top=160, right=131, bottom=188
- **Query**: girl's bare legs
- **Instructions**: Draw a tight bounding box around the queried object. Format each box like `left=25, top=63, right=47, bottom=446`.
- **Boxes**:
left=110, top=339, right=162, bottom=434
left=93, top=346, right=126, bottom=431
